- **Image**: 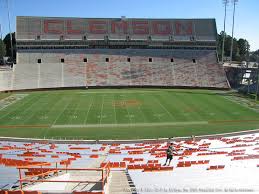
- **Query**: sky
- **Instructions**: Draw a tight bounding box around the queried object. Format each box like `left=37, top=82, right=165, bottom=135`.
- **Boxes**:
left=0, top=0, right=258, bottom=51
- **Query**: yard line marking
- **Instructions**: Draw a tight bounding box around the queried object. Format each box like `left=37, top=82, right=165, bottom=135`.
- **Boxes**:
left=113, top=94, right=118, bottom=124
left=20, top=93, right=52, bottom=125
left=138, top=93, right=161, bottom=122
left=51, top=121, right=208, bottom=128
left=52, top=95, right=75, bottom=125
left=0, top=94, right=28, bottom=111
left=38, top=94, right=69, bottom=125
left=67, top=94, right=84, bottom=124
left=137, top=106, right=148, bottom=123
left=83, top=94, right=95, bottom=125
left=153, top=94, right=175, bottom=120
left=99, top=94, right=104, bottom=124
left=123, top=94, right=132, bottom=124
left=129, top=93, right=148, bottom=123
left=0, top=94, right=39, bottom=121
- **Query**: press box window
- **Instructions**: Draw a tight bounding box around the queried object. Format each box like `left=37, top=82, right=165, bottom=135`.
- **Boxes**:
left=37, top=59, right=41, bottom=63
left=149, top=58, right=152, bottom=62
left=61, top=58, right=65, bottom=63
left=106, top=58, right=109, bottom=62
left=84, top=58, right=88, bottom=62
left=127, top=58, right=131, bottom=62
left=192, top=59, right=196, bottom=63
left=171, top=58, right=174, bottom=62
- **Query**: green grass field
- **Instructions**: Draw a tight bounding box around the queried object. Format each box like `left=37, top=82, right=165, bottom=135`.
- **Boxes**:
left=0, top=89, right=259, bottom=139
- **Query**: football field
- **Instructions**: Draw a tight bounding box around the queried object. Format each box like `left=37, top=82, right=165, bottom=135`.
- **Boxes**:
left=0, top=89, right=259, bottom=139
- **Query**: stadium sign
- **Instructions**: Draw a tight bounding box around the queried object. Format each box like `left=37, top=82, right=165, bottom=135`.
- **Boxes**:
left=43, top=19, right=193, bottom=35
left=16, top=17, right=217, bottom=41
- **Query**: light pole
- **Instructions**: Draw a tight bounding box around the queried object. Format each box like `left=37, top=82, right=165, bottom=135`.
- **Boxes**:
left=0, top=24, right=3, bottom=62
left=6, top=0, right=14, bottom=63
left=230, top=0, right=238, bottom=63
left=246, top=41, right=250, bottom=94
left=221, top=0, right=229, bottom=63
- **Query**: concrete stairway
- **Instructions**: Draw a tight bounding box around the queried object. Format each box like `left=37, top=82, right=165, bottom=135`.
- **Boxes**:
left=65, top=155, right=108, bottom=192
left=108, top=170, right=137, bottom=194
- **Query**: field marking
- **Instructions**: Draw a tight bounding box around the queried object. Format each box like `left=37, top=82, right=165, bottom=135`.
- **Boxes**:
left=52, top=96, right=74, bottom=125
left=113, top=94, right=118, bottom=124
left=0, top=94, right=39, bottom=121
left=78, top=91, right=160, bottom=94
left=222, top=94, right=259, bottom=113
left=122, top=94, right=132, bottom=124
left=97, top=114, right=107, bottom=118
left=40, top=94, right=71, bottom=125
left=208, top=119, right=259, bottom=124
left=40, top=116, right=49, bottom=120
left=20, top=93, right=52, bottom=125
left=83, top=94, right=95, bottom=124
left=0, top=94, right=28, bottom=111
left=153, top=94, right=175, bottom=120
left=51, top=121, right=208, bottom=128
left=2, top=119, right=259, bottom=129
left=0, top=125, right=50, bottom=128
left=99, top=95, right=104, bottom=124
left=67, top=94, right=83, bottom=124
left=135, top=94, right=150, bottom=123
left=137, top=106, right=148, bottom=122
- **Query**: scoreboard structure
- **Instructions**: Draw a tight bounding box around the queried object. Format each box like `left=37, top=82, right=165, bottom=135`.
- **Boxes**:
left=16, top=16, right=217, bottom=42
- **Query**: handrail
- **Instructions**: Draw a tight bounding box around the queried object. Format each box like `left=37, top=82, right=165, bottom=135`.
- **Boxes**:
left=17, top=161, right=111, bottom=193
left=18, top=167, right=104, bottom=171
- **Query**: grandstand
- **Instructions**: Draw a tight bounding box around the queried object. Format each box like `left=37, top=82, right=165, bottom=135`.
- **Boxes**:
left=1, top=132, right=259, bottom=193
left=0, top=16, right=229, bottom=91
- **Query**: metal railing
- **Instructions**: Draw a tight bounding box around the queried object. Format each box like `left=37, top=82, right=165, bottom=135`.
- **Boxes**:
left=17, top=162, right=110, bottom=193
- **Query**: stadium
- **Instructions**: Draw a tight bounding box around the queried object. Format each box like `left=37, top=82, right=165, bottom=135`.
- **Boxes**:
left=0, top=2, right=259, bottom=193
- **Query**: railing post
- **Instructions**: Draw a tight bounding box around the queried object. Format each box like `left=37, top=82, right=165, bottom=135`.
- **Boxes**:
left=56, top=162, right=58, bottom=176
left=102, top=168, right=104, bottom=191
left=18, top=168, right=23, bottom=190
left=41, top=165, right=43, bottom=183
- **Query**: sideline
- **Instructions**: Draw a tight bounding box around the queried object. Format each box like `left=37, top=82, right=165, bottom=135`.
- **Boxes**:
left=51, top=121, right=208, bottom=128
left=0, top=129, right=259, bottom=144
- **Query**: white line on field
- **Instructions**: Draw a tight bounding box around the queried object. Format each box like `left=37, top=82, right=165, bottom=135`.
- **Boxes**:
left=67, top=95, right=83, bottom=124
left=99, top=95, right=104, bottom=124
left=51, top=121, right=208, bottom=128
left=84, top=94, right=95, bottom=125
left=21, top=93, right=52, bottom=125
left=154, top=94, right=175, bottom=120
left=113, top=94, right=118, bottom=124
left=123, top=94, right=132, bottom=124
left=52, top=95, right=74, bottom=125
left=0, top=94, right=38, bottom=121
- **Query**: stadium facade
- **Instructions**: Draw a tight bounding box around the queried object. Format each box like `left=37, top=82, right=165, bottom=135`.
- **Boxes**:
left=2, top=16, right=229, bottom=91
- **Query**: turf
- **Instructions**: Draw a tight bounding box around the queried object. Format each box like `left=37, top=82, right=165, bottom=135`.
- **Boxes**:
left=0, top=89, right=259, bottom=139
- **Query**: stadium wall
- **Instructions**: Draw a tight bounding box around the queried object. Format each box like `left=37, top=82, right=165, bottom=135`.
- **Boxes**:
left=12, top=49, right=229, bottom=90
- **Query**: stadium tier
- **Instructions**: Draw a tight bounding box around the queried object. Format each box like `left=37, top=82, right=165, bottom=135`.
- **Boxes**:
left=0, top=16, right=229, bottom=91
left=1, top=132, right=259, bottom=192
